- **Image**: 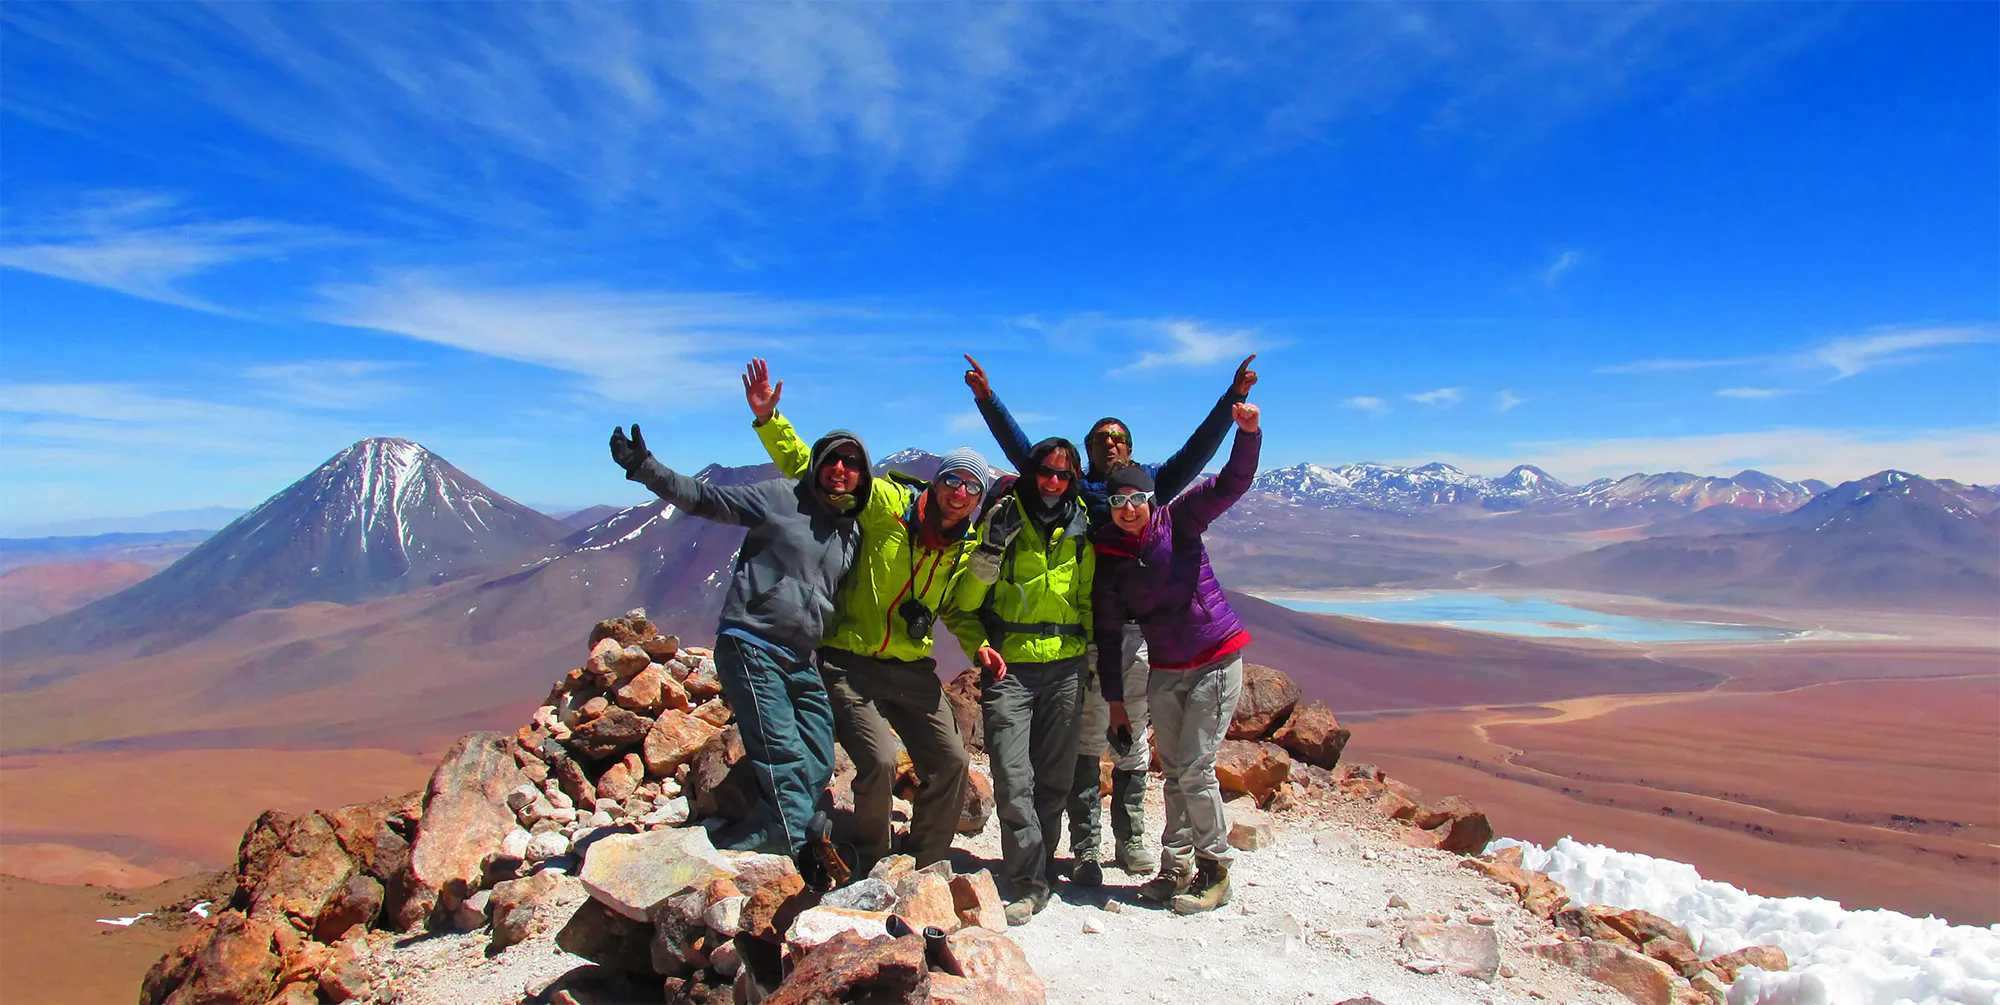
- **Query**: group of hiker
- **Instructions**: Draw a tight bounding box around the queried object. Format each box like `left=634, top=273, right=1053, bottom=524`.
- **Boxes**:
left=607, top=350, right=1264, bottom=926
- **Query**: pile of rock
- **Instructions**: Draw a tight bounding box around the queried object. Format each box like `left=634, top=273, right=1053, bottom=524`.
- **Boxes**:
left=139, top=610, right=1043, bottom=1005
left=1215, top=663, right=1352, bottom=806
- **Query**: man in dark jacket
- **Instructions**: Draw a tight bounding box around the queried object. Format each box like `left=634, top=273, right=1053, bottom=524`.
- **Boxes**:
left=961, top=353, right=1256, bottom=885
left=609, top=423, right=862, bottom=881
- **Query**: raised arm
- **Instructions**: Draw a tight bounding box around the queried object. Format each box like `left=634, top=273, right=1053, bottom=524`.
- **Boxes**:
left=1152, top=354, right=1256, bottom=500
left=753, top=413, right=814, bottom=480
left=611, top=424, right=772, bottom=527
left=964, top=354, right=1036, bottom=474
left=1167, top=405, right=1261, bottom=537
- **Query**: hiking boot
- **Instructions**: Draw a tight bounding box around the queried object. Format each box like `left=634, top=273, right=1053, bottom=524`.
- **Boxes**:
left=1070, top=859, right=1102, bottom=888
left=1134, top=851, right=1192, bottom=904
left=1003, top=888, right=1049, bottom=927
left=1169, top=858, right=1232, bottom=916
left=1109, top=770, right=1156, bottom=873
left=801, top=811, right=853, bottom=893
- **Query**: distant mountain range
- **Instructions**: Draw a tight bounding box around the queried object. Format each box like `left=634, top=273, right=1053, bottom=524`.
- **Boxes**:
left=1248, top=462, right=1826, bottom=515
left=1485, top=470, right=2000, bottom=611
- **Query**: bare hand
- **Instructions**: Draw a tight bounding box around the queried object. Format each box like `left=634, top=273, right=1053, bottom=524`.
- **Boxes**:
left=742, top=358, right=783, bottom=423
left=1233, top=402, right=1260, bottom=433
left=1108, top=701, right=1131, bottom=735
left=977, top=645, right=1008, bottom=681
left=963, top=354, right=992, bottom=401
left=1232, top=354, right=1258, bottom=397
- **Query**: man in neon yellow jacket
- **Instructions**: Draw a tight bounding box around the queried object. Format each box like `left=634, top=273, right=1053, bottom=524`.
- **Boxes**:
left=943, top=434, right=1093, bottom=926
left=742, top=359, right=988, bottom=869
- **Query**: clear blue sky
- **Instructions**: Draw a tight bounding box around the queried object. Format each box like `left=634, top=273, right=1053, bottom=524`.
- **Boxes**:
left=3, top=2, right=1996, bottom=528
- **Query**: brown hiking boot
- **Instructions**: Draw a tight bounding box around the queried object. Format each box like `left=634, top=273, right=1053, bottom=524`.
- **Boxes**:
left=1134, top=850, right=1192, bottom=904
left=1169, top=857, right=1231, bottom=915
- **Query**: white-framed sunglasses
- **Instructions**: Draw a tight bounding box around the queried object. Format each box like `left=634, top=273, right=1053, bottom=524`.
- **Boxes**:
left=1108, top=490, right=1154, bottom=509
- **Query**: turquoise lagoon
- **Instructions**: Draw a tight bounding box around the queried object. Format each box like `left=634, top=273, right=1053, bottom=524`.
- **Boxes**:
left=1260, top=592, right=1794, bottom=643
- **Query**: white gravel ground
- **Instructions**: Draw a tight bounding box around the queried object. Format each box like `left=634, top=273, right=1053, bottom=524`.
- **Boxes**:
left=366, top=759, right=1623, bottom=1005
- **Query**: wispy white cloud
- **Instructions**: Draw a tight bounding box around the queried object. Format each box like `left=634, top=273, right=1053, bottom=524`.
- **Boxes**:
left=240, top=360, right=412, bottom=409
left=1342, top=396, right=1390, bottom=415
left=1542, top=250, right=1579, bottom=287
left=1109, top=320, right=1257, bottom=376
left=1495, top=389, right=1524, bottom=412
left=1406, top=387, right=1463, bottom=407
left=0, top=192, right=332, bottom=312
left=317, top=272, right=903, bottom=403
left=1596, top=355, right=1765, bottom=375
left=3, top=5, right=1787, bottom=230
left=1597, top=324, right=1995, bottom=380
left=1715, top=386, right=1790, bottom=399
left=1807, top=326, right=1995, bottom=380
left=1408, top=427, right=2000, bottom=485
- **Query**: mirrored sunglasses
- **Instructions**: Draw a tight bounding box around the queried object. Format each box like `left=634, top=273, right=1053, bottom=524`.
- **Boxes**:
left=937, top=473, right=984, bottom=495
left=1108, top=490, right=1154, bottom=509
left=1093, top=429, right=1131, bottom=445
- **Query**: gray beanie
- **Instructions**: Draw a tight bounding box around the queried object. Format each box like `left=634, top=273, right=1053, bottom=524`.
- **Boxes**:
left=934, top=446, right=992, bottom=496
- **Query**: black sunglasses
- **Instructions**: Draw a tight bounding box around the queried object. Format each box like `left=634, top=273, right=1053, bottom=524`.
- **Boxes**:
left=1036, top=465, right=1075, bottom=482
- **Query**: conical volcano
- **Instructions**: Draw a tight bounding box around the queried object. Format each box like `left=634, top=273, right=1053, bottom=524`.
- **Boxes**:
left=3, top=438, right=569, bottom=662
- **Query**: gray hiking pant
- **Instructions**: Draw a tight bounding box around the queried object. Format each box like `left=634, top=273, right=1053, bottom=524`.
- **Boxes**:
left=820, top=648, right=971, bottom=869
left=1070, top=625, right=1151, bottom=857
left=1077, top=625, right=1153, bottom=767
left=1149, top=652, right=1244, bottom=865
left=981, top=655, right=1084, bottom=899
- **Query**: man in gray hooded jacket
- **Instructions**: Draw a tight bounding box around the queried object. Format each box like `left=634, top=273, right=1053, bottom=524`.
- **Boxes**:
left=610, top=422, right=865, bottom=880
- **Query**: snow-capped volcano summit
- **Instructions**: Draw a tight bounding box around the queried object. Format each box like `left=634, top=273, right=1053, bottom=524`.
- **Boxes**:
left=3, top=438, right=569, bottom=658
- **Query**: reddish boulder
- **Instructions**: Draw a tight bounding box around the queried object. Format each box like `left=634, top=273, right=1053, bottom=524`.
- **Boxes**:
left=764, top=931, right=928, bottom=1005
left=930, top=926, right=1046, bottom=1005
left=568, top=706, right=651, bottom=760
left=958, top=771, right=995, bottom=835
left=311, top=873, right=385, bottom=943
left=1405, top=796, right=1494, bottom=855
left=139, top=912, right=282, bottom=1005
left=942, top=670, right=984, bottom=753
left=1531, top=940, right=1678, bottom=1005
left=689, top=726, right=758, bottom=822
left=394, top=731, right=527, bottom=930
left=1213, top=740, right=1292, bottom=804
left=237, top=810, right=358, bottom=930
left=1227, top=663, right=1301, bottom=740
left=738, top=873, right=809, bottom=943
left=1598, top=907, right=1694, bottom=951
left=642, top=710, right=719, bottom=778
left=1459, top=857, right=1570, bottom=919
left=1708, top=944, right=1790, bottom=980
left=1272, top=700, right=1350, bottom=768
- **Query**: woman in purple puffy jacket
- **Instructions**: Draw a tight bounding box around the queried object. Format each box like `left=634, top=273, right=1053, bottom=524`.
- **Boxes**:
left=1090, top=401, right=1260, bottom=916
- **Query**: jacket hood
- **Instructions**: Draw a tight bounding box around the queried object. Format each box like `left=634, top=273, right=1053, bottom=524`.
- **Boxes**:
left=807, top=428, right=872, bottom=513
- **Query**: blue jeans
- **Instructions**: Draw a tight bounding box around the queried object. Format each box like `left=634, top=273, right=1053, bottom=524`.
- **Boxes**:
left=714, top=634, right=836, bottom=857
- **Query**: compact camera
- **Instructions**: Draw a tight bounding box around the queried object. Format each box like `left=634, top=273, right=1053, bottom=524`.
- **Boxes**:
left=899, top=598, right=935, bottom=640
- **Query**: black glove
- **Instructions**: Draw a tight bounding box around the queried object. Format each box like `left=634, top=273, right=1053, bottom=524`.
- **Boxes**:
left=609, top=424, right=652, bottom=475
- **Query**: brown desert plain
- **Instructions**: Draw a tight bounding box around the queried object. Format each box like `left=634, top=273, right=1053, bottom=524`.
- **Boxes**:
left=1, top=584, right=1995, bottom=1003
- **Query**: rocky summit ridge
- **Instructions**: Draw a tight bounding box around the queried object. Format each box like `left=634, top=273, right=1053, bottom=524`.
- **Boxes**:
left=131, top=610, right=1791, bottom=1005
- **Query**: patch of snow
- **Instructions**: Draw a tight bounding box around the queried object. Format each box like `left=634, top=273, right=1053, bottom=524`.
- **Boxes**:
left=1492, top=836, right=2000, bottom=1005
left=96, top=912, right=151, bottom=926
left=190, top=901, right=211, bottom=918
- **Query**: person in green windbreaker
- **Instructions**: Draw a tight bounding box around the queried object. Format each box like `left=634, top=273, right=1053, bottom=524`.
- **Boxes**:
left=742, top=359, right=988, bottom=870
left=943, top=435, right=1093, bottom=926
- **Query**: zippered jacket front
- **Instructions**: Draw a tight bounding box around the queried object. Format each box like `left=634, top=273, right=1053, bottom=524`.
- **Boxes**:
left=943, top=490, right=1096, bottom=667
left=1090, top=428, right=1260, bottom=700
left=757, top=414, right=973, bottom=662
